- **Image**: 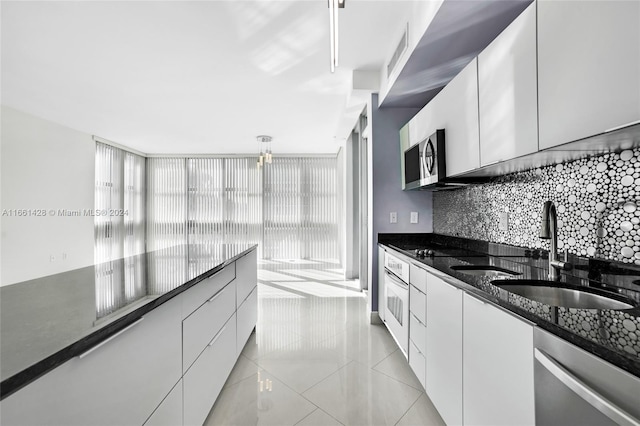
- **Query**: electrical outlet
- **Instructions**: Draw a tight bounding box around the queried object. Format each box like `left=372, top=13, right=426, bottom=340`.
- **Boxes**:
left=499, top=212, right=509, bottom=231
left=49, top=255, right=55, bottom=262
left=390, top=212, right=398, bottom=224
left=410, top=212, right=419, bottom=224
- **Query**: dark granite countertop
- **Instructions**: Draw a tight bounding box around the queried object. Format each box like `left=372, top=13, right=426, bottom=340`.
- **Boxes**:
left=0, top=243, right=257, bottom=400
left=378, top=233, right=640, bottom=378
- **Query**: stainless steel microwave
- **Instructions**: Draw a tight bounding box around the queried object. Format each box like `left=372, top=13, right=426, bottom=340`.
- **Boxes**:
left=403, top=129, right=445, bottom=190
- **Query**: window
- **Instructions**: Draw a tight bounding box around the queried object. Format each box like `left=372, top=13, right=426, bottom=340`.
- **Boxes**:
left=94, top=142, right=146, bottom=317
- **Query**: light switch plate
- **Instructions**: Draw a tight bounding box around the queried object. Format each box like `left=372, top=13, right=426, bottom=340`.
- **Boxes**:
left=410, top=212, right=418, bottom=223
left=499, top=212, right=509, bottom=231
left=390, top=212, right=398, bottom=224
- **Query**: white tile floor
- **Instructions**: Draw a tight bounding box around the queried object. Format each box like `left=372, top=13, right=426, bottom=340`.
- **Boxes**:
left=205, top=260, right=446, bottom=426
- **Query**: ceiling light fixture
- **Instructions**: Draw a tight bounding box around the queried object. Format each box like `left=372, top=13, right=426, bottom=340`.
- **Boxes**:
left=329, top=0, right=345, bottom=72
left=256, top=135, right=273, bottom=168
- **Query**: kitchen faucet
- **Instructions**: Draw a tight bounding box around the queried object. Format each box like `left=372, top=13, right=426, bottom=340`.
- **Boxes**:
left=539, top=201, right=573, bottom=281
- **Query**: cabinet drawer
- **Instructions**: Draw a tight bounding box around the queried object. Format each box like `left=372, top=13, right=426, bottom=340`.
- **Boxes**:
left=236, top=249, right=257, bottom=308
left=183, top=280, right=236, bottom=372
left=143, top=379, right=183, bottom=426
left=236, top=286, right=258, bottom=356
left=182, top=264, right=235, bottom=318
left=409, top=264, right=427, bottom=294
left=410, top=312, right=426, bottom=356
left=0, top=298, right=182, bottom=426
left=409, top=340, right=426, bottom=391
left=409, top=284, right=426, bottom=324
left=184, top=314, right=237, bottom=426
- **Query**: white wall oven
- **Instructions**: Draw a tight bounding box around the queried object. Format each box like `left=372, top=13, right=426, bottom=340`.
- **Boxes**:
left=383, top=251, right=409, bottom=356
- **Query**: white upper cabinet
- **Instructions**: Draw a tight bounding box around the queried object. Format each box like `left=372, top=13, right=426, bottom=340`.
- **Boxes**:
left=438, top=58, right=481, bottom=177
left=478, top=3, right=538, bottom=166
left=538, top=0, right=640, bottom=149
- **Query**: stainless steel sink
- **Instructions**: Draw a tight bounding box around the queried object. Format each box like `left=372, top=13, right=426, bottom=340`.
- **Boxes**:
left=492, top=279, right=637, bottom=310
left=450, top=265, right=521, bottom=277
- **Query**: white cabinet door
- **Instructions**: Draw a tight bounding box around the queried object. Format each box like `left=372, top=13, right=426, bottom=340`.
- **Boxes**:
left=184, top=314, right=237, bottom=426
left=437, top=58, right=480, bottom=177
left=237, top=286, right=258, bottom=355
left=463, top=293, right=534, bottom=426
left=479, top=3, right=537, bottom=165
left=1, top=298, right=182, bottom=426
left=236, top=249, right=257, bottom=308
left=409, top=340, right=426, bottom=391
left=143, top=380, right=183, bottom=426
left=182, top=264, right=235, bottom=319
left=426, top=274, right=463, bottom=426
left=183, top=280, right=236, bottom=372
left=378, top=246, right=386, bottom=322
left=538, top=0, right=640, bottom=149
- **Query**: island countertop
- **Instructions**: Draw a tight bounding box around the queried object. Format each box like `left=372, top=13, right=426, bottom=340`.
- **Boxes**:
left=0, top=243, right=257, bottom=400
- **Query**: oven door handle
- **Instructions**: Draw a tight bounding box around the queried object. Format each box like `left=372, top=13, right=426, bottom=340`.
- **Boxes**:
left=385, top=270, right=408, bottom=290
left=534, top=348, right=640, bottom=426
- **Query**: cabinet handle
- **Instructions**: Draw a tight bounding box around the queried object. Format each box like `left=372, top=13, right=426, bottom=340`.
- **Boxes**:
left=207, top=326, right=227, bottom=347
left=410, top=312, right=425, bottom=326
left=208, top=290, right=224, bottom=303
left=78, top=317, right=144, bottom=359
left=534, top=349, right=640, bottom=425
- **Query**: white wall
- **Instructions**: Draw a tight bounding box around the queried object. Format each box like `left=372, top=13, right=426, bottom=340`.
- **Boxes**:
left=367, top=94, right=433, bottom=312
left=378, top=0, right=444, bottom=104
left=1, top=106, right=95, bottom=286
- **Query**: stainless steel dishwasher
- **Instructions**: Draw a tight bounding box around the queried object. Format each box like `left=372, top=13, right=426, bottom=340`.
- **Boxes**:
left=534, top=328, right=640, bottom=426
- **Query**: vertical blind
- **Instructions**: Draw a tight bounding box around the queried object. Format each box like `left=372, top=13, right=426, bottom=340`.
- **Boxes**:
left=146, top=158, right=188, bottom=294
left=145, top=156, right=338, bottom=261
left=263, top=157, right=338, bottom=259
left=94, top=143, right=146, bottom=317
left=96, top=148, right=339, bottom=317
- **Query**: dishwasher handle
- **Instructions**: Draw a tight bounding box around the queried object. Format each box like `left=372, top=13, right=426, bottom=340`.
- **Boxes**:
left=534, top=348, right=640, bottom=426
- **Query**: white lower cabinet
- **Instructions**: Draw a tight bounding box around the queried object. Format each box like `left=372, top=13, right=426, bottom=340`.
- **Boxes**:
left=237, top=286, right=258, bottom=356
left=0, top=297, right=182, bottom=426
left=408, top=269, right=427, bottom=390
left=463, top=293, right=534, bottom=426
left=184, top=315, right=237, bottom=426
left=236, top=249, right=258, bottom=306
left=426, top=274, right=463, bottom=426
left=183, top=280, right=237, bottom=372
left=144, top=380, right=184, bottom=426
left=0, top=248, right=258, bottom=426
left=409, top=339, right=426, bottom=390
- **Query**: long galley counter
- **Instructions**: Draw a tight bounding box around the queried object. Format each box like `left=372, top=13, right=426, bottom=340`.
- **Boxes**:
left=379, top=233, right=640, bottom=376
left=0, top=243, right=258, bottom=426
left=378, top=233, right=640, bottom=425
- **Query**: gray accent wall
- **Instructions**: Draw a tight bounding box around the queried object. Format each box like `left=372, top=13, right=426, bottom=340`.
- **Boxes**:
left=368, top=94, right=433, bottom=312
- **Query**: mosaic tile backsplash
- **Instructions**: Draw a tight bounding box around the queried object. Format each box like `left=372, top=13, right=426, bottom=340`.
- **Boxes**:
left=434, top=148, right=640, bottom=264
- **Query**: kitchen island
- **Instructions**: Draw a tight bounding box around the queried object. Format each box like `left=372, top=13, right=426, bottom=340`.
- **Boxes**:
left=0, top=243, right=258, bottom=426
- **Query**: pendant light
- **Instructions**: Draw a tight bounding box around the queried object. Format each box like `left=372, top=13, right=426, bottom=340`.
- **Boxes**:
left=256, top=135, right=273, bottom=168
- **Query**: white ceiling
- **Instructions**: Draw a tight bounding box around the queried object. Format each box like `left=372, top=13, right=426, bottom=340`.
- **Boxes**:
left=1, top=0, right=413, bottom=155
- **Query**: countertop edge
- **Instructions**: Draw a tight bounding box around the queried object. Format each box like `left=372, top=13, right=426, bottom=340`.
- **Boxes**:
left=0, top=245, right=257, bottom=401
left=380, top=243, right=640, bottom=379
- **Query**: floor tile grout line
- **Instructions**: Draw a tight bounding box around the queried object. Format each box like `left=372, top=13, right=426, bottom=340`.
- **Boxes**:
left=293, top=407, right=320, bottom=426
left=370, top=347, right=399, bottom=369
left=371, top=366, right=425, bottom=392
left=300, top=359, right=356, bottom=398
left=394, top=391, right=427, bottom=426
